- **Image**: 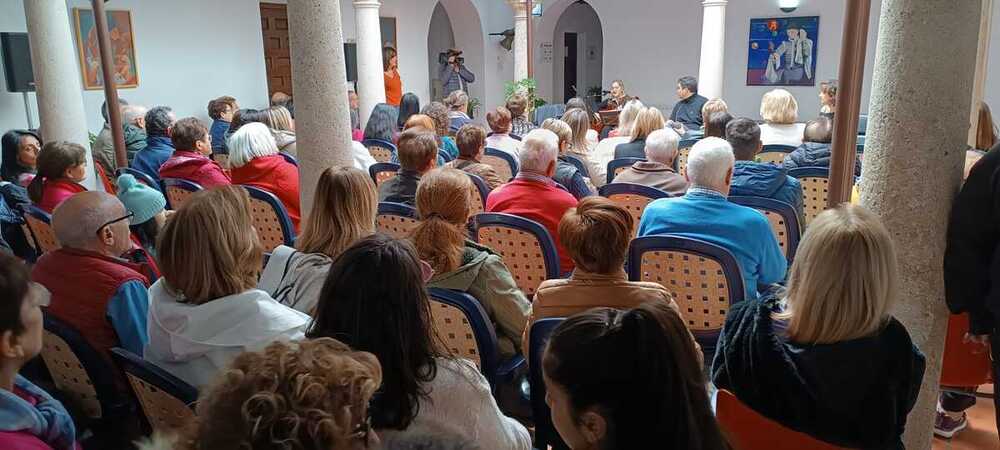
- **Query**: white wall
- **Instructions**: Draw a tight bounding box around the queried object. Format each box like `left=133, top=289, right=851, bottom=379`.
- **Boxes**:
left=427, top=3, right=455, bottom=101
left=552, top=1, right=602, bottom=104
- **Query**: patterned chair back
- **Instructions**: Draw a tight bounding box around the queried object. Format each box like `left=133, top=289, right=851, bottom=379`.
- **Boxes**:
left=362, top=139, right=397, bottom=163
left=472, top=213, right=561, bottom=296
left=243, top=185, right=296, bottom=252
left=23, top=205, right=58, bottom=254
left=162, top=178, right=204, bottom=211
left=376, top=202, right=419, bottom=240
left=111, top=348, right=197, bottom=433
left=788, top=167, right=831, bottom=227
left=598, top=183, right=671, bottom=237
left=729, top=196, right=802, bottom=263
left=427, top=288, right=500, bottom=389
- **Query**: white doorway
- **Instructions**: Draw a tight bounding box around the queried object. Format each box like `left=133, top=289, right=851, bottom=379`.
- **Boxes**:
left=553, top=1, right=603, bottom=105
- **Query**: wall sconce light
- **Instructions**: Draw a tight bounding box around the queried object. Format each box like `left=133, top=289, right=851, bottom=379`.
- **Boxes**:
left=778, top=0, right=800, bottom=13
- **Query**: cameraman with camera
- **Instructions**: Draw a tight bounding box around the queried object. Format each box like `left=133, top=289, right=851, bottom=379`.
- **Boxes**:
left=438, top=48, right=475, bottom=97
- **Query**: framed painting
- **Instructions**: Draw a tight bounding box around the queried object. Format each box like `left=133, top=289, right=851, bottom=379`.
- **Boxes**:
left=746, top=16, right=819, bottom=86
left=72, top=8, right=139, bottom=90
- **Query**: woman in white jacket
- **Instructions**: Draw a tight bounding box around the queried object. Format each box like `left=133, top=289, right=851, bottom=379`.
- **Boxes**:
left=145, top=186, right=310, bottom=388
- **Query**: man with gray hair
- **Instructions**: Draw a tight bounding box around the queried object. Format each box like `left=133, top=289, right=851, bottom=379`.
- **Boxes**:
left=120, top=104, right=149, bottom=164
left=612, top=128, right=688, bottom=196
left=638, top=137, right=786, bottom=300
left=487, top=128, right=579, bottom=271
left=31, top=191, right=152, bottom=358
left=130, top=106, right=177, bottom=183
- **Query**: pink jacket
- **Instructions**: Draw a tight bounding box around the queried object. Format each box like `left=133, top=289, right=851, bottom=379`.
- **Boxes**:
left=35, top=179, right=86, bottom=213
left=158, top=150, right=231, bottom=188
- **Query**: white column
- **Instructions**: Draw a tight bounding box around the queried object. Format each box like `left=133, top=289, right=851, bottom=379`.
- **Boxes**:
left=508, top=0, right=529, bottom=82
left=353, top=0, right=385, bottom=130
left=287, top=0, right=354, bottom=215
left=697, top=0, right=727, bottom=100
left=23, top=0, right=97, bottom=190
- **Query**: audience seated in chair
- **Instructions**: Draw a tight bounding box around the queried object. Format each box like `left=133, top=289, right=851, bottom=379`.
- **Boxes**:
left=593, top=99, right=644, bottom=170
left=703, top=111, right=733, bottom=139
left=507, top=94, right=536, bottom=138
left=264, top=105, right=298, bottom=157
left=379, top=128, right=438, bottom=206
left=27, top=142, right=88, bottom=213
left=727, top=118, right=804, bottom=220
left=207, top=96, right=236, bottom=157
left=758, top=89, right=805, bottom=147
left=0, top=253, right=81, bottom=450
left=145, top=339, right=381, bottom=450
left=397, top=92, right=421, bottom=132
left=422, top=102, right=460, bottom=160
left=259, top=167, right=376, bottom=315
left=1, top=129, right=41, bottom=187
left=564, top=97, right=601, bottom=144
left=487, top=129, right=579, bottom=272
left=562, top=108, right=604, bottom=186
left=695, top=97, right=729, bottom=138
left=783, top=116, right=862, bottom=176
left=130, top=106, right=177, bottom=184
left=120, top=105, right=150, bottom=164
left=32, top=191, right=151, bottom=357
left=401, top=114, right=447, bottom=168
left=145, top=186, right=310, bottom=388
left=228, top=122, right=302, bottom=231
left=614, top=107, right=665, bottom=161
left=445, top=125, right=505, bottom=191
left=91, top=99, right=128, bottom=174
left=525, top=197, right=682, bottom=354
left=411, top=168, right=530, bottom=359
left=543, top=302, right=727, bottom=450
left=306, top=234, right=531, bottom=449
left=638, top=137, right=786, bottom=300
left=485, top=106, right=522, bottom=160
left=446, top=90, right=473, bottom=134
left=116, top=174, right=168, bottom=258
left=158, top=117, right=231, bottom=188
left=365, top=103, right=401, bottom=145
left=712, top=205, right=926, bottom=449
left=540, top=118, right=594, bottom=199
left=612, top=128, right=688, bottom=196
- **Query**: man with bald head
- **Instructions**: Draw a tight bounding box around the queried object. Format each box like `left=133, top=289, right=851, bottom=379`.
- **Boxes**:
left=31, top=191, right=151, bottom=356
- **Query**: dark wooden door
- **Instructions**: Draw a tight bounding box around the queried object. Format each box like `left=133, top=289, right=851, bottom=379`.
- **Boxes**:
left=260, top=3, right=292, bottom=97
left=564, top=32, right=578, bottom=103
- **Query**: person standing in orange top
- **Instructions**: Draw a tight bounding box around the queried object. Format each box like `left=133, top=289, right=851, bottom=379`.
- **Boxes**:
left=384, top=47, right=402, bottom=106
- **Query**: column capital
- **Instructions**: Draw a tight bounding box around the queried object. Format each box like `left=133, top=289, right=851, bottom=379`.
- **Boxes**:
left=507, top=0, right=533, bottom=17
left=352, top=0, right=381, bottom=9
left=702, top=0, right=727, bottom=6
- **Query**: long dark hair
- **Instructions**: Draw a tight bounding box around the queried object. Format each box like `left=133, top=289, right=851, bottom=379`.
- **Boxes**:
left=306, top=234, right=440, bottom=430
left=130, top=219, right=160, bottom=256
left=364, top=104, right=399, bottom=142
left=1, top=130, right=40, bottom=183
left=398, top=93, right=421, bottom=130
left=27, top=141, right=86, bottom=204
left=543, top=302, right=728, bottom=450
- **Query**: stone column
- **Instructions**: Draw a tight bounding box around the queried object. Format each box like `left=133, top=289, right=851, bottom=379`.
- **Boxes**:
left=353, top=0, right=385, bottom=130
left=23, top=0, right=97, bottom=190
left=508, top=0, right=529, bottom=82
left=859, top=1, right=981, bottom=448
left=287, top=0, right=354, bottom=215
left=697, top=0, right=727, bottom=100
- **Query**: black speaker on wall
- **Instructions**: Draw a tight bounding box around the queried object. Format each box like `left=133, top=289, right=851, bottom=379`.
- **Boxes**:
left=1, top=32, right=35, bottom=93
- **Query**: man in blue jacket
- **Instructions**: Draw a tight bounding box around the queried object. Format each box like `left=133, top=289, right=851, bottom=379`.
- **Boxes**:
left=638, top=137, right=786, bottom=300
left=130, top=106, right=176, bottom=184
left=726, top=118, right=804, bottom=221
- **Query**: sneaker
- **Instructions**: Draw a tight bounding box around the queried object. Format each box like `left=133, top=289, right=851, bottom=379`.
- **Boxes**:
left=934, top=411, right=968, bottom=438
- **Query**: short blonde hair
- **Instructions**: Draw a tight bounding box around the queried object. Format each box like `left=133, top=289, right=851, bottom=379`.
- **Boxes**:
left=227, top=122, right=280, bottom=168
left=296, top=167, right=376, bottom=259
left=701, top=98, right=729, bottom=127
left=157, top=186, right=263, bottom=304
left=618, top=99, right=645, bottom=136
left=540, top=118, right=572, bottom=151
left=777, top=204, right=898, bottom=344
left=630, top=107, right=665, bottom=142
left=760, top=89, right=798, bottom=124
left=264, top=105, right=294, bottom=131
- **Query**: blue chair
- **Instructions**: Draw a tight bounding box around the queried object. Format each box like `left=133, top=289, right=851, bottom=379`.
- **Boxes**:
left=162, top=178, right=204, bottom=211
left=369, top=162, right=401, bottom=187
left=439, top=148, right=455, bottom=163
left=376, top=201, right=419, bottom=240
left=677, top=138, right=700, bottom=174
left=605, top=157, right=645, bottom=185
left=758, top=144, right=797, bottom=165
left=116, top=168, right=161, bottom=192
left=598, top=183, right=670, bottom=237
left=729, top=196, right=802, bottom=263
left=22, top=204, right=58, bottom=254
left=279, top=151, right=298, bottom=166
left=627, top=235, right=745, bottom=358
left=110, top=348, right=197, bottom=433
left=483, top=148, right=519, bottom=181
left=562, top=154, right=589, bottom=177
left=529, top=318, right=568, bottom=450
left=467, top=173, right=491, bottom=215
left=243, top=185, right=296, bottom=251
left=473, top=213, right=560, bottom=296
left=787, top=166, right=830, bottom=227
left=362, top=138, right=397, bottom=163
left=533, top=103, right=566, bottom=126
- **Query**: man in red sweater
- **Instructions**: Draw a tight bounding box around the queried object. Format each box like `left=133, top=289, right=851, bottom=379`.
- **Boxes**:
left=486, top=128, right=578, bottom=272
left=159, top=117, right=231, bottom=188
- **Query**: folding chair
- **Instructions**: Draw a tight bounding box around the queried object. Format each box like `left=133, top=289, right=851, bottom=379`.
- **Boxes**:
left=362, top=138, right=397, bottom=163
left=23, top=205, right=58, bottom=254
left=376, top=202, right=419, bottom=240
left=483, top=148, right=519, bottom=181
left=369, top=162, right=400, bottom=187
left=472, top=213, right=561, bottom=296
left=162, top=178, right=204, bottom=211
left=110, top=348, right=197, bottom=433
left=729, top=196, right=801, bottom=263
left=467, top=173, right=491, bottom=215
left=529, top=318, right=568, bottom=450
left=716, top=389, right=850, bottom=450
left=787, top=167, right=831, bottom=227
left=598, top=183, right=670, bottom=237
left=243, top=185, right=296, bottom=252
left=758, top=144, right=797, bottom=165
left=677, top=138, right=700, bottom=174
left=605, top=157, right=645, bottom=185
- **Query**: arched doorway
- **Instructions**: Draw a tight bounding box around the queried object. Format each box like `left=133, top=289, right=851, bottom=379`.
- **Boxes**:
left=427, top=3, right=455, bottom=102
left=552, top=1, right=603, bottom=104
left=425, top=0, right=487, bottom=113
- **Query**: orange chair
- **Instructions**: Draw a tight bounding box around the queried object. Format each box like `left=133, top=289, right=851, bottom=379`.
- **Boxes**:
left=716, top=389, right=852, bottom=450
left=940, top=313, right=993, bottom=389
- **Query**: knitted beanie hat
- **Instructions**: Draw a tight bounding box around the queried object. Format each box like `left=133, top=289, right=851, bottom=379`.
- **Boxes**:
left=116, top=174, right=166, bottom=225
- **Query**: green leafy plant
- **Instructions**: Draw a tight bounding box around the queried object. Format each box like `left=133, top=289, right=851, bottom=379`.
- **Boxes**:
left=467, top=97, right=481, bottom=119
left=504, top=78, right=547, bottom=111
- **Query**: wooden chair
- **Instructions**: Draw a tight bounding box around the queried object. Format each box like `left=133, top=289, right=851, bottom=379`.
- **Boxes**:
left=472, top=213, right=561, bottom=296
left=467, top=173, right=491, bottom=216
left=716, top=389, right=851, bottom=450
left=676, top=138, right=700, bottom=174
left=111, top=348, right=197, bottom=433
left=362, top=138, right=397, bottom=163
left=787, top=167, right=831, bottom=227
left=729, top=196, right=802, bottom=263
left=116, top=168, right=161, bottom=192
left=605, top=157, right=645, bottom=185
left=243, top=185, right=296, bottom=252
left=529, top=318, right=569, bottom=450
left=757, top=144, right=797, bottom=165
left=279, top=151, right=298, bottom=166
left=483, top=148, right=519, bottom=181
left=598, top=183, right=670, bottom=237
left=23, top=205, right=59, bottom=254
left=427, top=288, right=505, bottom=390
left=369, top=162, right=400, bottom=187
left=376, top=202, right=419, bottom=240
left=627, top=235, right=745, bottom=357
left=162, top=178, right=204, bottom=211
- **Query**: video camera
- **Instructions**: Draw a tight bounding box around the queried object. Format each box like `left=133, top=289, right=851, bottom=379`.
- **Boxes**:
left=438, top=52, right=465, bottom=66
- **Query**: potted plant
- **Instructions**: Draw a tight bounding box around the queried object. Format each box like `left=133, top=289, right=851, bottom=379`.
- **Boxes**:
left=504, top=78, right=547, bottom=112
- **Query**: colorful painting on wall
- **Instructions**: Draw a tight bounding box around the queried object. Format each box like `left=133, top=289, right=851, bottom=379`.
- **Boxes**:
left=746, top=16, right=819, bottom=86
left=73, top=8, right=139, bottom=90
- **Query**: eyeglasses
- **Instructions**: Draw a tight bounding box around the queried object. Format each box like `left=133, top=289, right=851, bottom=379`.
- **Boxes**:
left=96, top=211, right=134, bottom=235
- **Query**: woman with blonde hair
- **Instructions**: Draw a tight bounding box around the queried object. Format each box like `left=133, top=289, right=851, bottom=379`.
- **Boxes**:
left=263, top=105, right=297, bottom=155
left=541, top=118, right=594, bottom=199
left=145, top=186, right=310, bottom=388
left=700, top=98, right=728, bottom=132
left=614, top=107, right=665, bottom=160
left=712, top=204, right=925, bottom=449
left=561, top=108, right=604, bottom=186
left=758, top=89, right=806, bottom=147
left=593, top=99, right=644, bottom=169
left=965, top=102, right=997, bottom=179
left=411, top=168, right=528, bottom=357
left=259, top=167, right=377, bottom=314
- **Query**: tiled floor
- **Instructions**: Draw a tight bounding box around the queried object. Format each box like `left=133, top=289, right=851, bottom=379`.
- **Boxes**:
left=933, top=386, right=998, bottom=450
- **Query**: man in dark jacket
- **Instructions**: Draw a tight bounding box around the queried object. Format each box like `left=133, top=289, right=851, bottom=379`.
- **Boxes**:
left=669, top=76, right=708, bottom=131
left=942, top=143, right=1000, bottom=437
left=378, top=128, right=438, bottom=206
left=726, top=118, right=804, bottom=221
left=783, top=117, right=862, bottom=176
left=130, top=106, right=176, bottom=184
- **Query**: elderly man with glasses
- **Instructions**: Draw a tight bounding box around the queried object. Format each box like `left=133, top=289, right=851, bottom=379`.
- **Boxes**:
left=31, top=191, right=152, bottom=358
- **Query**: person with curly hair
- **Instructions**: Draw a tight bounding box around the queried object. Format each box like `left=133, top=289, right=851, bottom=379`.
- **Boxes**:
left=421, top=102, right=459, bottom=160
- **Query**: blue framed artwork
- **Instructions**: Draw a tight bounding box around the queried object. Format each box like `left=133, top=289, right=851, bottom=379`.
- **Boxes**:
left=746, top=16, right=819, bottom=86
